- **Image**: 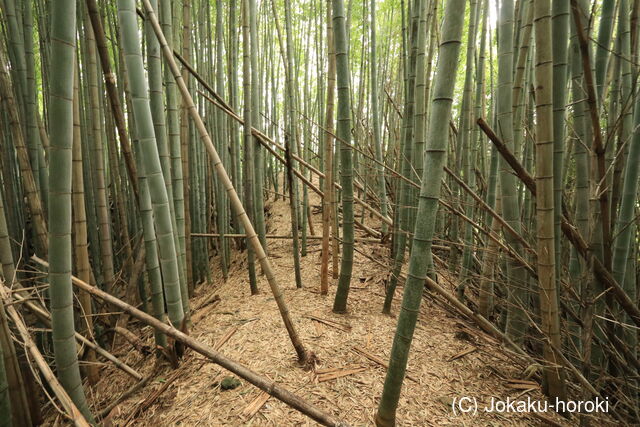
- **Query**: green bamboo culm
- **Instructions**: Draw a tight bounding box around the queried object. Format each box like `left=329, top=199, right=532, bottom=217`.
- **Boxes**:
left=159, top=0, right=188, bottom=301
left=611, top=78, right=640, bottom=297
left=551, top=0, right=569, bottom=297
left=497, top=0, right=528, bottom=345
left=369, top=0, right=387, bottom=234
left=331, top=0, right=355, bottom=313
left=374, top=0, right=466, bottom=424
left=532, top=0, right=567, bottom=402
left=47, top=0, right=93, bottom=420
left=382, top=0, right=418, bottom=315
left=146, top=0, right=189, bottom=321
left=118, top=0, right=185, bottom=328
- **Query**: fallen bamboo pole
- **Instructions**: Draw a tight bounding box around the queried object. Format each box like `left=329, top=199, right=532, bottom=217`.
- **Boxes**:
left=31, top=256, right=347, bottom=427
left=191, top=233, right=383, bottom=243
left=8, top=289, right=143, bottom=380
left=192, top=233, right=451, bottom=252
left=478, top=117, right=640, bottom=327
left=0, top=283, right=91, bottom=426
left=141, top=0, right=311, bottom=363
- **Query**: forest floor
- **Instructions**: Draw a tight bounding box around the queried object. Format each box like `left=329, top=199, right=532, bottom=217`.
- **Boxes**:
left=49, top=178, right=593, bottom=426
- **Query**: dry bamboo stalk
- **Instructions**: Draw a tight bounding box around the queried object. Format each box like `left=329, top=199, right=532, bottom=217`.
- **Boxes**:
left=31, top=256, right=346, bottom=427
left=0, top=283, right=91, bottom=426
left=8, top=289, right=143, bottom=380
left=351, top=346, right=418, bottom=382
left=140, top=0, right=311, bottom=364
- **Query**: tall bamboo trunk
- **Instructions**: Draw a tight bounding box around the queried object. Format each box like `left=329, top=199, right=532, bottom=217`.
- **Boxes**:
left=532, top=0, right=567, bottom=402
left=375, top=0, right=466, bottom=423
left=71, top=64, right=99, bottom=385
left=497, top=0, right=527, bottom=345
left=331, top=0, right=356, bottom=313
left=47, top=0, right=92, bottom=418
left=320, top=0, right=337, bottom=295
left=118, top=0, right=186, bottom=329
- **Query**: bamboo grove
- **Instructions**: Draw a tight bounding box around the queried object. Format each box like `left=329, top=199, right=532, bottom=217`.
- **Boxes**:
left=0, top=0, right=637, bottom=425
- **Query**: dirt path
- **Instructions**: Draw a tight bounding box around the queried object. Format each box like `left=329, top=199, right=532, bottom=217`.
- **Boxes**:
left=80, top=179, right=576, bottom=426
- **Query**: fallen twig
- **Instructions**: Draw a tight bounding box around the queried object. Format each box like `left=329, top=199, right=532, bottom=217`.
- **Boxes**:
left=352, top=346, right=419, bottom=383
left=315, top=365, right=367, bottom=382
left=306, top=314, right=351, bottom=332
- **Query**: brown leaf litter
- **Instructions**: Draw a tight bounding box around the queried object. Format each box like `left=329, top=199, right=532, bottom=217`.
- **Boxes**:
left=42, top=178, right=615, bottom=426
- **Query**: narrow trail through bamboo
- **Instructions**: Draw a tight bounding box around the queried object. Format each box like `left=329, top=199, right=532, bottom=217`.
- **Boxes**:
left=31, top=256, right=346, bottom=427
left=140, top=0, right=311, bottom=363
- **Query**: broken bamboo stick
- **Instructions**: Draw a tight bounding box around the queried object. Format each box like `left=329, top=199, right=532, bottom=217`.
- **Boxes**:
left=0, top=283, right=91, bottom=426
left=8, top=285, right=143, bottom=380
left=351, top=346, right=418, bottom=382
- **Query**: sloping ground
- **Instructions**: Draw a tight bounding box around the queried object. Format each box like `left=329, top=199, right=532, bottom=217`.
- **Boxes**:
left=56, top=181, right=585, bottom=426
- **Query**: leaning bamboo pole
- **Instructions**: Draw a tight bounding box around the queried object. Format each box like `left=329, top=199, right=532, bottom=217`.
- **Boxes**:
left=478, top=117, right=640, bottom=327
left=194, top=90, right=392, bottom=226
left=7, top=288, right=142, bottom=380
left=0, top=283, right=90, bottom=427
left=140, top=0, right=311, bottom=364
left=31, top=256, right=344, bottom=427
